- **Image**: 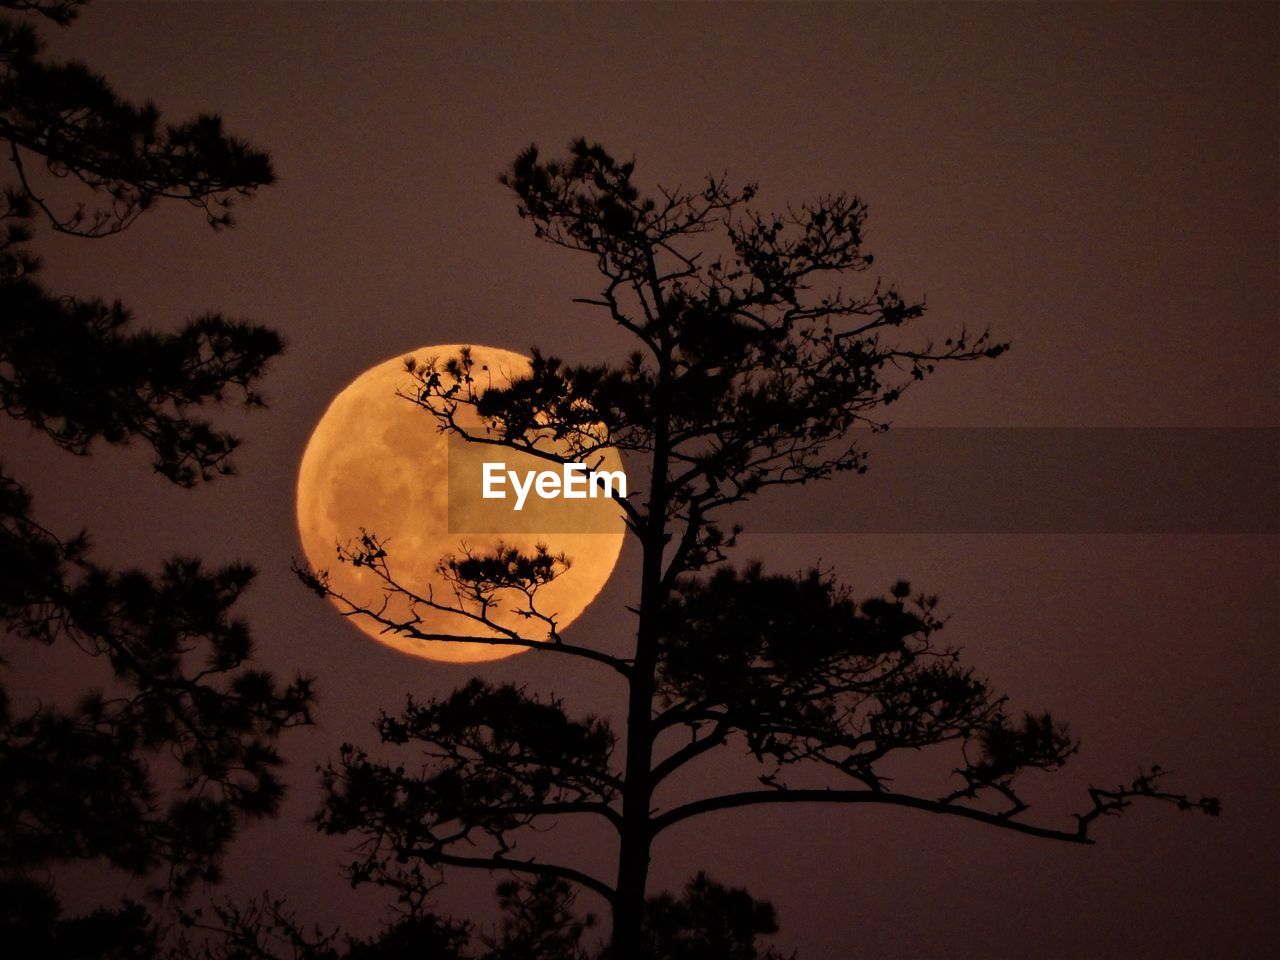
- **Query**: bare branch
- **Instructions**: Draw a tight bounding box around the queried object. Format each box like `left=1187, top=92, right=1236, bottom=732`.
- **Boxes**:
left=430, top=851, right=617, bottom=904
left=294, top=558, right=632, bottom=677
left=651, top=770, right=1218, bottom=844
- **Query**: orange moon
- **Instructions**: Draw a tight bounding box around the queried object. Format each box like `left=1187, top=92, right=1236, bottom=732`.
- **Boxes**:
left=296, top=345, right=626, bottom=662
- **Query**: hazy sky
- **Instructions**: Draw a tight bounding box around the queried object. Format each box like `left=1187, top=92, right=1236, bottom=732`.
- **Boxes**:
left=6, top=3, right=1277, bottom=957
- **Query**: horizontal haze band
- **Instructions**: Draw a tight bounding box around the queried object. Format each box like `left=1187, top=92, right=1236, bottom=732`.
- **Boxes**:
left=446, top=428, right=1277, bottom=534
left=739, top=427, right=1277, bottom=534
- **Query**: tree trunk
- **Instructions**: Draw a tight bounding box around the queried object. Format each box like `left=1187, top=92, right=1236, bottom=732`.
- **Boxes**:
left=611, top=364, right=670, bottom=958
left=611, top=527, right=663, bottom=957
left=611, top=689, right=654, bottom=956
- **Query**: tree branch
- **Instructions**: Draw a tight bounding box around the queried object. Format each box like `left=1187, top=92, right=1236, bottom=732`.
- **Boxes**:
left=495, top=800, right=624, bottom=832
left=294, top=560, right=633, bottom=677
left=652, top=788, right=1092, bottom=843
left=430, top=852, right=616, bottom=904
left=650, top=718, right=732, bottom=786
left=652, top=771, right=1218, bottom=844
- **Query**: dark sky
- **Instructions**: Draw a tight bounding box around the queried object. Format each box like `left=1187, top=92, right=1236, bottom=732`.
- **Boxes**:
left=5, top=2, right=1277, bottom=957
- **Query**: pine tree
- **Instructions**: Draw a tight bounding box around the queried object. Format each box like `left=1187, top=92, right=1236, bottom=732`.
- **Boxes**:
left=306, top=139, right=1216, bottom=958
left=1, top=0, right=313, bottom=944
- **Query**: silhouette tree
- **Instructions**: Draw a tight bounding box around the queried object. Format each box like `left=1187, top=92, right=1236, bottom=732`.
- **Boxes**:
left=302, top=140, right=1217, bottom=958
left=1, top=0, right=312, bottom=945
left=171, top=873, right=784, bottom=960
left=171, top=893, right=472, bottom=960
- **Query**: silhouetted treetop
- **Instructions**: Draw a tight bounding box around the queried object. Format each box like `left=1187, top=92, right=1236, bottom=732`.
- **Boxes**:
left=1, top=0, right=282, bottom=486
left=1, top=473, right=313, bottom=897
left=1, top=876, right=163, bottom=960
left=168, top=872, right=786, bottom=960
left=0, top=283, right=282, bottom=484
left=305, top=139, right=1217, bottom=960
left=1, top=1, right=273, bottom=238
left=643, top=873, right=786, bottom=960
left=414, top=141, right=1005, bottom=562
left=1, top=0, right=308, bottom=943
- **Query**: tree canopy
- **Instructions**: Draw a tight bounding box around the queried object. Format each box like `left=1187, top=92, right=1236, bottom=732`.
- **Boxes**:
left=0, top=0, right=311, bottom=946
left=304, top=139, right=1217, bottom=958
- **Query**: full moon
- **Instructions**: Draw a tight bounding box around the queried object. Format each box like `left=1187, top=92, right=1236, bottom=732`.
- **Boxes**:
left=296, top=345, right=626, bottom=662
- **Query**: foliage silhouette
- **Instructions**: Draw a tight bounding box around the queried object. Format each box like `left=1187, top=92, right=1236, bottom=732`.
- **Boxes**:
left=302, top=141, right=1217, bottom=958
left=641, top=873, right=787, bottom=960
left=0, top=0, right=312, bottom=947
left=0, top=875, right=163, bottom=960
left=484, top=876, right=595, bottom=960
left=172, top=892, right=472, bottom=960
left=171, top=873, right=784, bottom=960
